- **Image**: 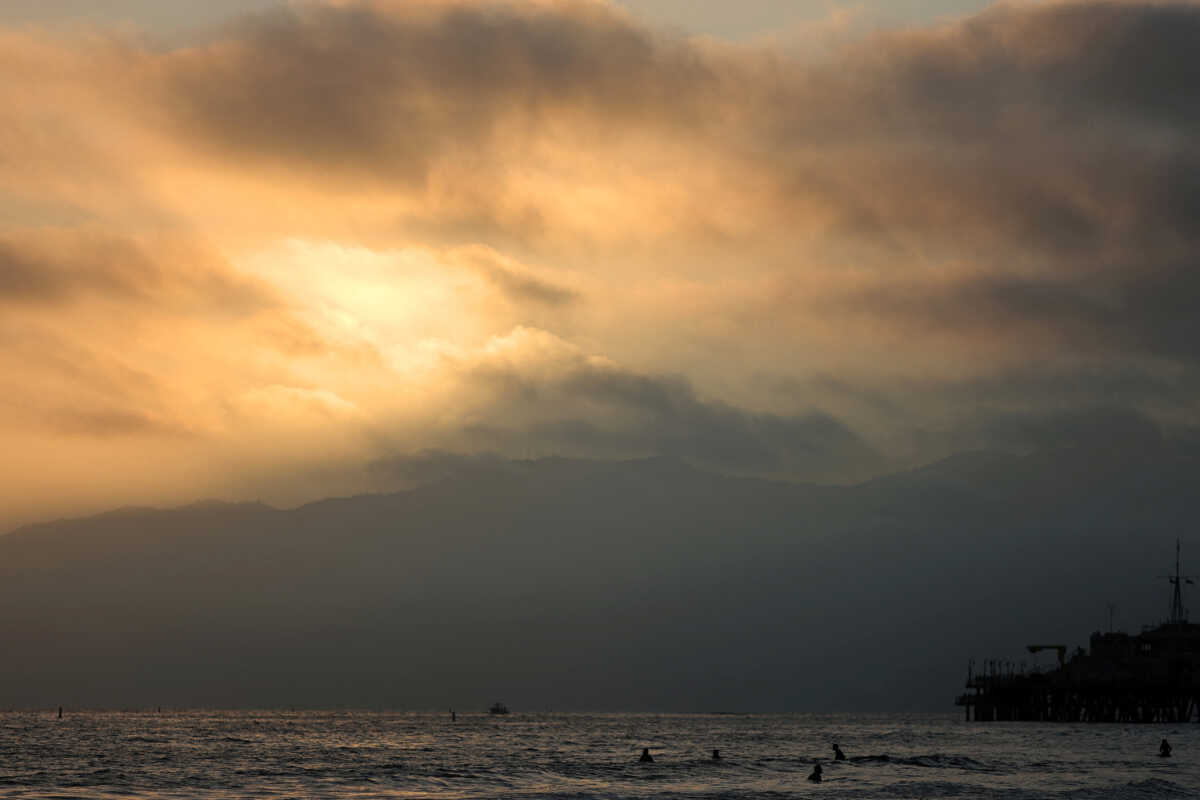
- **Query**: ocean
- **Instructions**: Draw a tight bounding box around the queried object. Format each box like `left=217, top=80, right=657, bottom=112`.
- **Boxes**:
left=0, top=710, right=1195, bottom=799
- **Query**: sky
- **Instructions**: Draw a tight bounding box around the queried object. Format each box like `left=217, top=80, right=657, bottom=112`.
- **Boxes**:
left=2, top=0, right=1199, bottom=530
left=0, top=1, right=993, bottom=38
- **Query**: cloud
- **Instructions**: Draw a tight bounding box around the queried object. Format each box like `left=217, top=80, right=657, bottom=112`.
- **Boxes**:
left=44, top=407, right=193, bottom=438
left=143, top=0, right=720, bottom=181
left=836, top=264, right=1200, bottom=363
left=0, top=230, right=275, bottom=314
left=556, top=364, right=875, bottom=474
left=0, top=233, right=168, bottom=306
left=14, top=0, right=1200, bottom=284
left=451, top=245, right=578, bottom=307
left=414, top=327, right=880, bottom=479
left=3, top=0, right=1200, bottom=524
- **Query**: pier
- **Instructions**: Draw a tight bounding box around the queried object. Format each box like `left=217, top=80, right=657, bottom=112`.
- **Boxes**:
left=958, top=540, right=1200, bottom=722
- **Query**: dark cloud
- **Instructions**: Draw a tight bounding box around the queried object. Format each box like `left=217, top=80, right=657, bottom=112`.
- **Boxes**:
left=457, top=248, right=578, bottom=307
left=748, top=3, right=1200, bottom=366
left=0, top=247, right=63, bottom=302
left=841, top=261, right=1200, bottom=362
left=453, top=358, right=880, bottom=479
left=563, top=367, right=872, bottom=473
left=483, top=265, right=577, bottom=307
left=755, top=362, right=1200, bottom=470
left=0, top=235, right=150, bottom=305
left=154, top=0, right=720, bottom=181
left=45, top=407, right=191, bottom=438
left=0, top=230, right=275, bottom=314
left=1001, top=2, right=1200, bottom=129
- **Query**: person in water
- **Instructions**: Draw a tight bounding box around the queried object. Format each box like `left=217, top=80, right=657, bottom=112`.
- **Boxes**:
left=1160, top=739, right=1172, bottom=758
left=639, top=748, right=654, bottom=763
left=807, top=760, right=823, bottom=783
left=712, top=749, right=721, bottom=761
left=832, top=744, right=846, bottom=761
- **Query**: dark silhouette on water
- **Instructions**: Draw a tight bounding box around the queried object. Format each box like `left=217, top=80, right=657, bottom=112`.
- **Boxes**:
left=57, top=706, right=62, bottom=720
left=959, top=540, right=1200, bottom=723
left=807, top=760, right=822, bottom=782
left=712, top=749, right=721, bottom=760
left=450, top=709, right=456, bottom=722
left=1160, top=738, right=1172, bottom=757
left=832, top=743, right=845, bottom=760
left=639, top=748, right=654, bottom=763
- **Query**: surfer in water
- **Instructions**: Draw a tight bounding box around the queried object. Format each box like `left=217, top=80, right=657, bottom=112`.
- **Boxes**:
left=832, top=744, right=846, bottom=761
left=639, top=748, right=654, bottom=763
left=1160, top=739, right=1172, bottom=758
left=807, top=760, right=823, bottom=783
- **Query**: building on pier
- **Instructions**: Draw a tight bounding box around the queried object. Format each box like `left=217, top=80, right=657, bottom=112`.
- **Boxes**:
left=957, top=540, right=1200, bottom=722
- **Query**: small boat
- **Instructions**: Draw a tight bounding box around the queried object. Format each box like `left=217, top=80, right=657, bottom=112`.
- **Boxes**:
left=489, top=702, right=510, bottom=715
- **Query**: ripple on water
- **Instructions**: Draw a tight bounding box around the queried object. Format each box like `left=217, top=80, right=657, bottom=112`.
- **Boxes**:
left=0, top=712, right=1196, bottom=800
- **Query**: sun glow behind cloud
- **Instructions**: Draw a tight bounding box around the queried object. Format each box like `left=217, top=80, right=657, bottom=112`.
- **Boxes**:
left=2, top=0, right=1199, bottom=528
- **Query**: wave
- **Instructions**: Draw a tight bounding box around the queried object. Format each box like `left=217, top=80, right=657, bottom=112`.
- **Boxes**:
left=821, top=778, right=1197, bottom=800
left=1064, top=778, right=1198, bottom=799
left=850, top=753, right=993, bottom=771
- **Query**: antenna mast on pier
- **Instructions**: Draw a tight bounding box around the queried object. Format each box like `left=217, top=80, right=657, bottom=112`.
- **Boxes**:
left=1163, top=538, right=1195, bottom=624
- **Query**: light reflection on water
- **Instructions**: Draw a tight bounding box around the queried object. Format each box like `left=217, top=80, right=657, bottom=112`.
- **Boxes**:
left=0, top=711, right=1195, bottom=798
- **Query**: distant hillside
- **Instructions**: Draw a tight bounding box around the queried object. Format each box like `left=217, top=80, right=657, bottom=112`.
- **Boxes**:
left=1, top=442, right=1195, bottom=711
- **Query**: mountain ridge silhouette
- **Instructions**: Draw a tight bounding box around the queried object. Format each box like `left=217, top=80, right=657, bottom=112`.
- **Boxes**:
left=1, top=442, right=1194, bottom=710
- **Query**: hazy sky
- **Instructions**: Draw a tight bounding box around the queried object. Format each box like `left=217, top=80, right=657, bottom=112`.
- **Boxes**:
left=2, top=0, right=1198, bottom=529
left=0, top=1, right=992, bottom=38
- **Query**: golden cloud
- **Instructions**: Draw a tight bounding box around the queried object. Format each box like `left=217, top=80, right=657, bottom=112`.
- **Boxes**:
left=3, top=0, right=1200, bottom=527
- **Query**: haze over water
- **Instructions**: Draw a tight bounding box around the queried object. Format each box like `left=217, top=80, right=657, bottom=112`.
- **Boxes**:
left=1, top=711, right=1195, bottom=799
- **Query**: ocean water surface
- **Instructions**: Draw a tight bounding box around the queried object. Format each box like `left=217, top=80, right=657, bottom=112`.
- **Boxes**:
left=0, top=711, right=1195, bottom=799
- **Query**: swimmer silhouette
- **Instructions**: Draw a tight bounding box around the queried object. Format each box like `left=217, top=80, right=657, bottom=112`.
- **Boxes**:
left=807, top=760, right=822, bottom=783
left=712, top=749, right=721, bottom=760
left=832, top=744, right=846, bottom=761
left=639, top=748, right=654, bottom=763
left=1160, top=739, right=1172, bottom=758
